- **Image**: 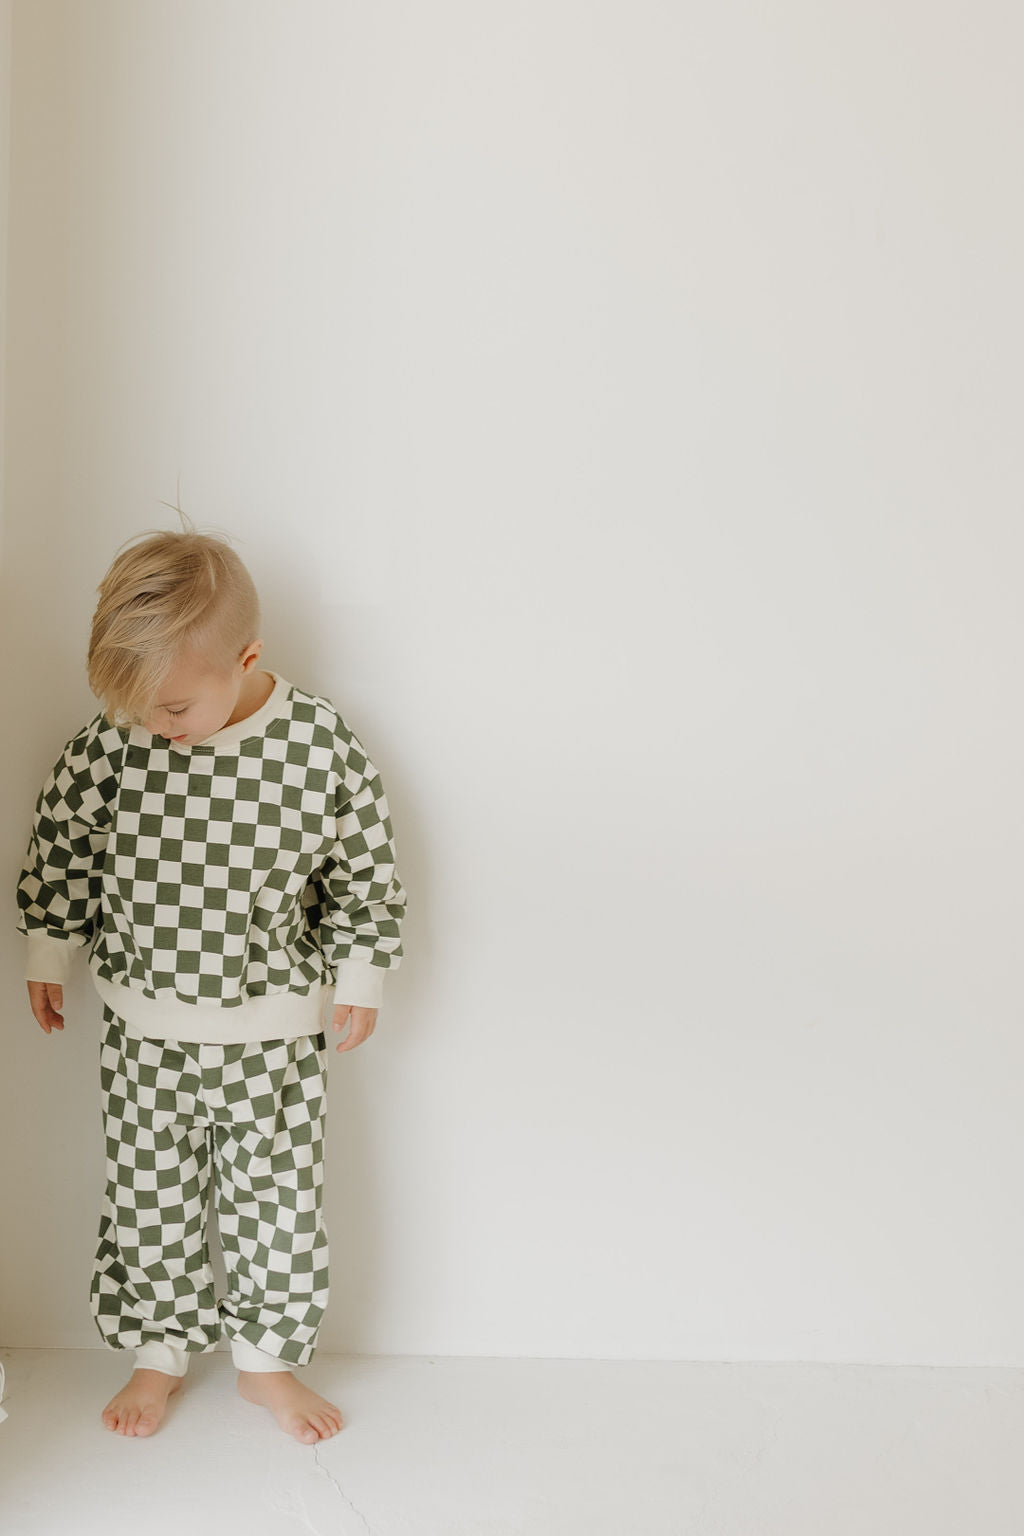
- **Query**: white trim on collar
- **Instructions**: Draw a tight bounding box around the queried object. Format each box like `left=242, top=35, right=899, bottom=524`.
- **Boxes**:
left=128, top=670, right=293, bottom=753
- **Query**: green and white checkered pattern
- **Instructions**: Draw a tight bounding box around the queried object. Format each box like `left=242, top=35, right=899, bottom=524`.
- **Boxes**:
left=100, top=724, right=334, bottom=998
left=90, top=1002, right=330, bottom=1367
left=16, top=683, right=406, bottom=1007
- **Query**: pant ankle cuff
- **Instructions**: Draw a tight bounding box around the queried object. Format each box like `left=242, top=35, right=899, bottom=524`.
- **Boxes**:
left=230, top=1334, right=292, bottom=1373
left=134, top=1340, right=189, bottom=1377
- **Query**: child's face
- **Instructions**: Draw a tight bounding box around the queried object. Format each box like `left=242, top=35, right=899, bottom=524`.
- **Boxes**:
left=141, top=644, right=264, bottom=746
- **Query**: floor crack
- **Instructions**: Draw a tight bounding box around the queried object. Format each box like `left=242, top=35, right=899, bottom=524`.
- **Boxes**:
left=312, top=1442, right=373, bottom=1534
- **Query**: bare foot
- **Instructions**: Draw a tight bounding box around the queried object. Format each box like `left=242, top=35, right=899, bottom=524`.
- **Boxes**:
left=101, top=1368, right=183, bottom=1436
left=237, top=1368, right=343, bottom=1443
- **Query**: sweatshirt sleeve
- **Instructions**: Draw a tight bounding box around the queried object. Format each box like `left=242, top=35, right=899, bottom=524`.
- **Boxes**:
left=312, top=726, right=408, bottom=1012
left=16, top=710, right=126, bottom=985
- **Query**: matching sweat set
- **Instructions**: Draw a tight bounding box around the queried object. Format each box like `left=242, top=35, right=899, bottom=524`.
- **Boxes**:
left=15, top=670, right=407, bottom=1376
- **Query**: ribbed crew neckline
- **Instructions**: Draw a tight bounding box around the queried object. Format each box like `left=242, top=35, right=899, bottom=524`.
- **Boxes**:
left=128, top=670, right=293, bottom=753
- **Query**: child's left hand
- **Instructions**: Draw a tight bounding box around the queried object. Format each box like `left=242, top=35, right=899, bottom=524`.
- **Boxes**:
left=331, top=1003, right=378, bottom=1052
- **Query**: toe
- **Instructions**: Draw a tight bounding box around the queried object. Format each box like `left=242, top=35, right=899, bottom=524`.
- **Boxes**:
left=136, top=1413, right=157, bottom=1437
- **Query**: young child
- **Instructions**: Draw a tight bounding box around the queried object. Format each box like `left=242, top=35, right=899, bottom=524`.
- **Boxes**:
left=15, top=518, right=408, bottom=1443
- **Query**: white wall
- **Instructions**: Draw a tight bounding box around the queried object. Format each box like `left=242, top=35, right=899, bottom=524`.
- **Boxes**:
left=2, top=0, right=1023, bottom=1366
left=0, top=0, right=8, bottom=573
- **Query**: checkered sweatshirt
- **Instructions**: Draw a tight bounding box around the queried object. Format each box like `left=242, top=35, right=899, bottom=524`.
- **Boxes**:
left=15, top=671, right=407, bottom=1043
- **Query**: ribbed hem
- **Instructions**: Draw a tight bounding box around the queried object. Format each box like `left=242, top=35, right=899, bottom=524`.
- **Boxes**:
left=90, top=971, right=333, bottom=1044
left=230, top=1335, right=295, bottom=1373
left=134, top=1340, right=190, bottom=1377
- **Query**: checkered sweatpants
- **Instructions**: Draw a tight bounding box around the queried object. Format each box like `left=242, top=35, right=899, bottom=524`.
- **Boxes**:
left=90, top=1003, right=330, bottom=1371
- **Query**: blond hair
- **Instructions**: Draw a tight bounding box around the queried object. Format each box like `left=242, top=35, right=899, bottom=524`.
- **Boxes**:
left=87, top=506, right=262, bottom=730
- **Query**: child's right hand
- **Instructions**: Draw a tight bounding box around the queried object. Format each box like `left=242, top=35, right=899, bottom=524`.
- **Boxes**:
left=27, top=980, right=64, bottom=1033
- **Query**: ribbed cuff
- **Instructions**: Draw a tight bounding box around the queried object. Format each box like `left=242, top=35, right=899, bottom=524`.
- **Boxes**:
left=230, top=1335, right=293, bottom=1373
left=134, top=1340, right=190, bottom=1377
left=332, top=957, right=385, bottom=1011
left=24, top=930, right=78, bottom=984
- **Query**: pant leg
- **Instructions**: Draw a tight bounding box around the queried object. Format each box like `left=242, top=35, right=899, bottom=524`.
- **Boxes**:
left=90, top=1005, right=222, bottom=1370
left=204, top=1030, right=330, bottom=1370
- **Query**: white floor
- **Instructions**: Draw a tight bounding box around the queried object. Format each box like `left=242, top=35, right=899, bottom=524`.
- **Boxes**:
left=1, top=1348, right=1022, bottom=1534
